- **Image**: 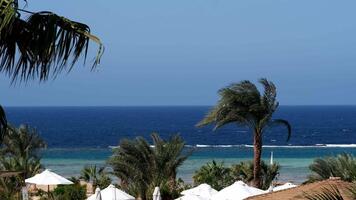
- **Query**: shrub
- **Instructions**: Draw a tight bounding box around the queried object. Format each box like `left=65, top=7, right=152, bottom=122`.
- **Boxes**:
left=52, top=184, right=87, bottom=200
left=193, top=160, right=280, bottom=190
left=307, top=153, right=356, bottom=183
left=193, top=160, right=234, bottom=190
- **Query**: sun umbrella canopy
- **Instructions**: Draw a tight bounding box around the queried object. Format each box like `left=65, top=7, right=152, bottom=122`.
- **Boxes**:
left=181, top=183, right=218, bottom=199
left=87, top=188, right=102, bottom=200
left=273, top=182, right=298, bottom=191
left=25, top=169, right=73, bottom=185
left=175, top=194, right=207, bottom=200
left=211, top=181, right=266, bottom=200
left=100, top=184, right=135, bottom=200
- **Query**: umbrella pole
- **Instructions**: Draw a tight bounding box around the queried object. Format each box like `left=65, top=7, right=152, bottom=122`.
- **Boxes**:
left=47, top=185, right=50, bottom=199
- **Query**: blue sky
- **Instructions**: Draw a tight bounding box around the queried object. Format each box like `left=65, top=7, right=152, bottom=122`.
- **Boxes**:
left=1, top=0, right=356, bottom=106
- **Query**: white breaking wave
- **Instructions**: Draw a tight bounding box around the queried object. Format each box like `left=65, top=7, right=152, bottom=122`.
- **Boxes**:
left=193, top=144, right=356, bottom=148
left=109, top=144, right=356, bottom=149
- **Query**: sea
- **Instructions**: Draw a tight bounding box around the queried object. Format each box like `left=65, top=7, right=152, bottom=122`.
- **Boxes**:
left=4, top=106, right=356, bottom=184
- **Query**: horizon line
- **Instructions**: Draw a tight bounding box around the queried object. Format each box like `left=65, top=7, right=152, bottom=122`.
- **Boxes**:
left=4, top=104, right=356, bottom=107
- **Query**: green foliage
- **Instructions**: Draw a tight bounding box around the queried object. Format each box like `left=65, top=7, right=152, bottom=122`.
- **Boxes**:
left=193, top=160, right=233, bottom=190
left=193, top=160, right=280, bottom=191
left=308, top=153, right=356, bottom=183
left=0, top=124, right=46, bottom=198
left=197, top=78, right=291, bottom=187
left=108, top=133, right=191, bottom=200
left=52, top=184, right=87, bottom=200
left=0, top=105, right=6, bottom=142
left=0, top=0, right=103, bottom=82
left=80, top=165, right=111, bottom=193
left=305, top=184, right=356, bottom=200
left=230, top=160, right=280, bottom=190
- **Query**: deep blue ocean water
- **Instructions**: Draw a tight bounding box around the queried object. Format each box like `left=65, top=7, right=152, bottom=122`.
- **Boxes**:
left=5, top=106, right=356, bottom=147
left=4, top=106, right=356, bottom=183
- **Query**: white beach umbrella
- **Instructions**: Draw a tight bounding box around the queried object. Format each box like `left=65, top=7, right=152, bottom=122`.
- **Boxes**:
left=272, top=182, right=298, bottom=191
left=270, top=151, right=274, bottom=165
left=211, top=181, right=266, bottom=200
left=181, top=183, right=218, bottom=199
left=87, top=188, right=102, bottom=200
left=153, top=186, right=161, bottom=200
left=25, top=169, right=73, bottom=192
left=175, top=194, right=207, bottom=200
left=100, top=184, right=135, bottom=200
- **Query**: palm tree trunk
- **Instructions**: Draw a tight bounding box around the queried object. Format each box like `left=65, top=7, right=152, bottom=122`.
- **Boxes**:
left=252, top=131, right=262, bottom=188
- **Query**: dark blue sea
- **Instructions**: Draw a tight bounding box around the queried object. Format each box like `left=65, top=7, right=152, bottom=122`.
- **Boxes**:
left=6, top=106, right=356, bottom=147
left=4, top=106, right=356, bottom=183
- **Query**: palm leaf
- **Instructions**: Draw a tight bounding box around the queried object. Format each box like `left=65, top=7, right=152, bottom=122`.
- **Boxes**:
left=0, top=105, right=7, bottom=141
left=270, top=119, right=292, bottom=141
left=305, top=184, right=348, bottom=200
left=0, top=0, right=103, bottom=82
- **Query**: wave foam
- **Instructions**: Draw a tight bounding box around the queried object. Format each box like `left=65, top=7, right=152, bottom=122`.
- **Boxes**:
left=109, top=144, right=356, bottom=149
left=193, top=144, right=356, bottom=148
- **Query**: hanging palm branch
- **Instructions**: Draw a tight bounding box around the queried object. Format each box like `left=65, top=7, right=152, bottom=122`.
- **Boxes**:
left=0, top=105, right=6, bottom=141
left=0, top=0, right=103, bottom=82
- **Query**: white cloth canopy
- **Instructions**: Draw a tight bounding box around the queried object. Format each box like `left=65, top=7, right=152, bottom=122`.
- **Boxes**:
left=175, top=194, right=207, bottom=200
left=25, top=169, right=73, bottom=185
left=87, top=188, right=102, bottom=200
left=211, top=181, right=265, bottom=200
left=181, top=183, right=218, bottom=199
left=97, top=184, right=135, bottom=200
left=272, top=182, right=297, bottom=191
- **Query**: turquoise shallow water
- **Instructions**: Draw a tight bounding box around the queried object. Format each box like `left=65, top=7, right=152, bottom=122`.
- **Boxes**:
left=41, top=147, right=356, bottom=184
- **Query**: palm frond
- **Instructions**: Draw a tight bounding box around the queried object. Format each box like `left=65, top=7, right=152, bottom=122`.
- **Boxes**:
left=307, top=153, right=356, bottom=183
left=108, top=133, right=190, bottom=199
left=305, top=185, right=345, bottom=200
left=270, top=119, right=292, bottom=141
left=0, top=105, right=7, bottom=141
left=0, top=0, right=103, bottom=82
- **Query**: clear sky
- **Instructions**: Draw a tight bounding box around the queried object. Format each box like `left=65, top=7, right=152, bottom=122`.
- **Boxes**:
left=1, top=0, right=356, bottom=106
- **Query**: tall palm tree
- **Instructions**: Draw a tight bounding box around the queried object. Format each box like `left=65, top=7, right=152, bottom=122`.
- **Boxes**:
left=1, top=125, right=46, bottom=180
left=108, top=133, right=191, bottom=200
left=197, top=78, right=291, bottom=188
left=0, top=124, right=46, bottom=198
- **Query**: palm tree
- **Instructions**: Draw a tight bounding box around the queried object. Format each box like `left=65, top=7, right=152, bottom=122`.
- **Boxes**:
left=230, top=160, right=280, bottom=190
left=197, top=78, right=291, bottom=188
left=0, top=124, right=46, bottom=198
left=193, top=160, right=233, bottom=190
left=307, top=153, right=356, bottom=183
left=108, top=133, right=191, bottom=200
left=80, top=165, right=111, bottom=193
